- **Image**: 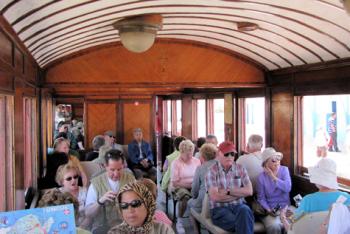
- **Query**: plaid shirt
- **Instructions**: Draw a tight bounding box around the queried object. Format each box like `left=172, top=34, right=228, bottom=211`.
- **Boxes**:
left=205, top=161, right=251, bottom=209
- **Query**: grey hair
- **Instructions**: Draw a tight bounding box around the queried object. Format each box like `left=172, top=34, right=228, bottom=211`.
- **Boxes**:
left=247, top=134, right=263, bottom=151
left=179, top=139, right=195, bottom=154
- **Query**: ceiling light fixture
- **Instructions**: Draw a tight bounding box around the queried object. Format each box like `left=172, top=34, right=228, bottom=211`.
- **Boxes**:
left=113, top=14, right=162, bottom=53
left=340, top=0, right=350, bottom=14
left=237, top=22, right=258, bottom=32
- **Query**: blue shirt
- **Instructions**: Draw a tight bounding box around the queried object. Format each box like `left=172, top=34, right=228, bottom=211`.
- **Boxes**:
left=294, top=191, right=350, bottom=219
left=127, top=140, right=154, bottom=165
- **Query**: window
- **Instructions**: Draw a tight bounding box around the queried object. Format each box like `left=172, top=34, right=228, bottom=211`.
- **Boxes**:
left=213, top=99, right=224, bottom=143
left=299, top=95, right=350, bottom=183
left=0, top=95, right=14, bottom=210
left=197, top=99, right=206, bottom=138
left=162, top=99, right=182, bottom=136
left=240, top=97, right=265, bottom=149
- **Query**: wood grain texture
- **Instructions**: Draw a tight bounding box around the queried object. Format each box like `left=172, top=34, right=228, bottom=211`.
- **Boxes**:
left=86, top=103, right=117, bottom=149
left=123, top=102, right=151, bottom=145
left=45, top=43, right=264, bottom=93
left=271, top=89, right=293, bottom=169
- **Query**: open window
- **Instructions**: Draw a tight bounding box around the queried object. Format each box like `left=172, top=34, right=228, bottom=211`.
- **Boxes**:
left=296, top=94, right=350, bottom=186
left=162, top=99, right=182, bottom=136
left=239, top=97, right=265, bottom=152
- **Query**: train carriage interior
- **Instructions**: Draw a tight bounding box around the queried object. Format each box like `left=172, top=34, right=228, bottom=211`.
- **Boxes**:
left=1, top=0, right=350, bottom=233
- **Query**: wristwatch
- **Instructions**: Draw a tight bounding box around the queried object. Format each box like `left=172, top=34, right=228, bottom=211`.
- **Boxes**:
left=97, top=199, right=105, bottom=206
left=226, top=190, right=230, bottom=195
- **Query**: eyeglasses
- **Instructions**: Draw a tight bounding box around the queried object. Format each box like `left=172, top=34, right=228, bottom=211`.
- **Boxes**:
left=224, top=152, right=236, bottom=157
left=271, top=159, right=281, bottom=163
left=64, top=175, right=79, bottom=181
left=120, top=199, right=143, bottom=210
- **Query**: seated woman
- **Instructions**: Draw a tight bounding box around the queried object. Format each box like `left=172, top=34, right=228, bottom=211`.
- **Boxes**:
left=256, top=147, right=291, bottom=234
left=38, top=188, right=91, bottom=234
left=170, top=140, right=201, bottom=217
left=140, top=178, right=172, bottom=226
left=281, top=158, right=350, bottom=229
left=108, top=181, right=175, bottom=234
left=188, top=143, right=217, bottom=213
left=54, top=137, right=88, bottom=187
left=55, top=164, right=89, bottom=228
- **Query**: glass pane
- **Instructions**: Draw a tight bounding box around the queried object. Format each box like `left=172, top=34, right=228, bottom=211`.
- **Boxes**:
left=214, top=99, right=224, bottom=143
left=302, top=95, right=350, bottom=180
left=176, top=100, right=182, bottom=136
left=167, top=100, right=171, bottom=135
left=197, top=99, right=206, bottom=138
left=245, top=97, right=265, bottom=146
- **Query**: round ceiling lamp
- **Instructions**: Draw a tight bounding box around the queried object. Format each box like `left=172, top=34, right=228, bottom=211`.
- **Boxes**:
left=113, top=14, right=162, bottom=53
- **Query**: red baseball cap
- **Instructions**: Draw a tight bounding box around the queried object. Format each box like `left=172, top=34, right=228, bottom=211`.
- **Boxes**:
left=218, top=141, right=237, bottom=154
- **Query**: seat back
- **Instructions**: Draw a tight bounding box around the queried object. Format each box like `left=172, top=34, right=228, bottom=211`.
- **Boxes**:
left=288, top=211, right=328, bottom=234
left=80, top=161, right=105, bottom=181
left=122, top=145, right=129, bottom=160
left=201, top=193, right=211, bottom=219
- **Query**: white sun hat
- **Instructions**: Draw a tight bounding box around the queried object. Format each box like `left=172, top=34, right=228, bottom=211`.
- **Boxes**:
left=308, top=158, right=338, bottom=190
left=261, top=147, right=283, bottom=163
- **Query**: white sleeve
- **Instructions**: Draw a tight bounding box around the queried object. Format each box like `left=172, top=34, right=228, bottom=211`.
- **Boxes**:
left=85, top=184, right=97, bottom=207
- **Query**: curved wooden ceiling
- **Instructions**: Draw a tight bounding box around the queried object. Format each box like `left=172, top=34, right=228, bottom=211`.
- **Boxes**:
left=1, top=0, right=349, bottom=70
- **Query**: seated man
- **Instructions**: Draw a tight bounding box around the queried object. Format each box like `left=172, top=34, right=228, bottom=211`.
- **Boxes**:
left=104, top=130, right=123, bottom=151
left=236, top=134, right=264, bottom=192
left=206, top=141, right=254, bottom=234
left=85, top=135, right=105, bottom=161
left=127, top=128, right=156, bottom=181
left=85, top=149, right=135, bottom=231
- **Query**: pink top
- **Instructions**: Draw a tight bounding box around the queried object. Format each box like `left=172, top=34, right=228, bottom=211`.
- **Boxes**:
left=170, top=157, right=201, bottom=188
left=154, top=210, right=172, bottom=226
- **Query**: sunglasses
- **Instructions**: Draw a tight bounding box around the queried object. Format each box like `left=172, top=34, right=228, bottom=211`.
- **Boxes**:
left=271, top=158, right=281, bottom=163
left=64, top=175, right=79, bottom=181
left=120, top=199, right=143, bottom=210
left=224, top=152, right=236, bottom=157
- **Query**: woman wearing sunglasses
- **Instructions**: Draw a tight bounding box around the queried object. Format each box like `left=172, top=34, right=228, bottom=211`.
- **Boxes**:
left=56, top=164, right=90, bottom=229
left=256, top=147, right=292, bottom=234
left=108, top=181, right=175, bottom=234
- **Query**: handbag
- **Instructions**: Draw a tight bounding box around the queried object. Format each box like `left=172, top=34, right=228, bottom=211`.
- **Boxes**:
left=252, top=200, right=268, bottom=216
left=92, top=205, right=111, bottom=234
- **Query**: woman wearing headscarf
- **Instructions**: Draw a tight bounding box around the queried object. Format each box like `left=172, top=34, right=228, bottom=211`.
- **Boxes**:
left=256, top=147, right=291, bottom=234
left=108, top=181, right=175, bottom=234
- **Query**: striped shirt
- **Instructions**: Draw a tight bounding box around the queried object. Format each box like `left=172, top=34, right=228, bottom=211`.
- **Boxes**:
left=205, top=161, right=251, bottom=209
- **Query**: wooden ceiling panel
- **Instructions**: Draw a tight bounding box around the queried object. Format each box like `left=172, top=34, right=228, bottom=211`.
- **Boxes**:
left=1, top=0, right=349, bottom=70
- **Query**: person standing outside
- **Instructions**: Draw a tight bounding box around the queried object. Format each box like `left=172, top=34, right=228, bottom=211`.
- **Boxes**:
left=328, top=112, right=340, bottom=152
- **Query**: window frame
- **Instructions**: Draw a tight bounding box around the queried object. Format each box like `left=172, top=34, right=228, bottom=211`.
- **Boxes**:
left=295, top=95, right=350, bottom=187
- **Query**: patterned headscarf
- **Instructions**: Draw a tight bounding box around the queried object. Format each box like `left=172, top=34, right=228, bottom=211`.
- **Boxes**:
left=108, top=181, right=156, bottom=234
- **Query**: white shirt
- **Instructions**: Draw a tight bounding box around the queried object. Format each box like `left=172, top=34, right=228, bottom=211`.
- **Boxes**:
left=236, top=152, right=263, bottom=192
left=85, top=177, right=120, bottom=207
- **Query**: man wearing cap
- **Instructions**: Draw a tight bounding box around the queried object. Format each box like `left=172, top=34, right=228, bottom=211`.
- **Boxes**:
left=237, top=134, right=264, bottom=192
left=128, top=128, right=157, bottom=181
left=206, top=141, right=254, bottom=234
left=104, top=130, right=123, bottom=151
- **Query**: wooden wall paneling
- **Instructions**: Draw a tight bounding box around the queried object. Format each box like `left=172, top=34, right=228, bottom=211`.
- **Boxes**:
left=86, top=102, right=117, bottom=149
left=123, top=101, right=152, bottom=145
left=271, top=88, right=293, bottom=169
left=0, top=29, right=13, bottom=67
left=0, top=73, right=14, bottom=93
left=181, top=96, right=193, bottom=140
left=45, top=43, right=264, bottom=93
left=14, top=47, right=23, bottom=74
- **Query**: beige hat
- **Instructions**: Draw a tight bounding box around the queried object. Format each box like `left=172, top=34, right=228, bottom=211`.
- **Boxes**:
left=261, top=147, right=283, bottom=163
left=308, top=158, right=338, bottom=190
